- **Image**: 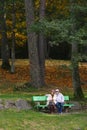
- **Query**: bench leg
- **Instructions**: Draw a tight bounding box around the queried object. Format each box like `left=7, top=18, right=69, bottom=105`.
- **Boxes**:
left=63, top=106, right=71, bottom=113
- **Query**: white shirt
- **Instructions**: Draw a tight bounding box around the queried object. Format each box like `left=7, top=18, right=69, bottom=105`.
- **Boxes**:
left=53, top=92, right=64, bottom=104
left=45, top=94, right=53, bottom=105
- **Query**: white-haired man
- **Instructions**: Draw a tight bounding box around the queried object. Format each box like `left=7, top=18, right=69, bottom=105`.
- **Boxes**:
left=53, top=89, right=64, bottom=114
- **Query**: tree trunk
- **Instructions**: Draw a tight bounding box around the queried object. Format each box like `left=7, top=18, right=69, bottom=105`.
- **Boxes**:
left=25, top=0, right=43, bottom=88
left=82, top=45, right=87, bottom=62
left=0, top=0, right=10, bottom=70
left=38, top=0, right=46, bottom=86
left=71, top=43, right=84, bottom=99
left=10, top=0, right=16, bottom=73
left=70, top=0, right=84, bottom=99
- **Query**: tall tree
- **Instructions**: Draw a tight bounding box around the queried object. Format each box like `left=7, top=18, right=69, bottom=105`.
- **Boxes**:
left=38, top=0, right=46, bottom=86
left=10, top=0, right=16, bottom=73
left=70, top=0, right=84, bottom=99
left=32, top=0, right=87, bottom=98
left=0, top=0, right=10, bottom=70
left=24, top=0, right=44, bottom=88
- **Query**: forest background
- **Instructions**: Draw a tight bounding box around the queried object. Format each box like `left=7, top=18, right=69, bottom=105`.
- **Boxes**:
left=0, top=0, right=87, bottom=99
left=0, top=0, right=87, bottom=59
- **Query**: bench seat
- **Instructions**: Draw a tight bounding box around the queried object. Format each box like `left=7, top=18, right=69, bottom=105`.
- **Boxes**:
left=63, top=96, right=74, bottom=111
left=63, top=103, right=74, bottom=107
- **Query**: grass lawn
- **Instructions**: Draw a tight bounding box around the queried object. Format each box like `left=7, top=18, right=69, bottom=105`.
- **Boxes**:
left=0, top=91, right=86, bottom=130
left=0, top=109, right=87, bottom=130
left=0, top=92, right=86, bottom=130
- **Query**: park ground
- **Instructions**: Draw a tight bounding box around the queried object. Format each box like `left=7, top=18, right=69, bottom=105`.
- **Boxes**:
left=0, top=59, right=87, bottom=94
left=0, top=59, right=87, bottom=130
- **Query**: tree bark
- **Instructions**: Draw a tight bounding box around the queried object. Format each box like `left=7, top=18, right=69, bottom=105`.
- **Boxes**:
left=0, top=0, right=10, bottom=70
left=71, top=43, right=84, bottom=99
left=10, top=0, right=16, bottom=73
left=70, top=0, right=84, bottom=99
left=25, top=0, right=43, bottom=88
left=38, top=0, right=46, bottom=86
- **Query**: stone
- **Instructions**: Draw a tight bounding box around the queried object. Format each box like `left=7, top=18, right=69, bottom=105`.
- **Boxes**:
left=70, top=101, right=82, bottom=111
left=0, top=99, right=3, bottom=104
left=15, top=99, right=32, bottom=110
left=5, top=100, right=16, bottom=109
left=0, top=104, right=4, bottom=110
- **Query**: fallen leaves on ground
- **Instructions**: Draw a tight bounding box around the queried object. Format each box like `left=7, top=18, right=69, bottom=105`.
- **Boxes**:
left=0, top=61, right=87, bottom=93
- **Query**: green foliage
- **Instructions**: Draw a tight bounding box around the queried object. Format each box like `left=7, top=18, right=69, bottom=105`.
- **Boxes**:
left=31, top=18, right=87, bottom=45
left=31, top=19, right=70, bottom=44
left=31, top=0, right=87, bottom=45
left=30, top=0, right=87, bottom=62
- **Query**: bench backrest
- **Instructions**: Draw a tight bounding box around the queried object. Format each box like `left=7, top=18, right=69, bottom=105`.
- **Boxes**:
left=64, top=96, right=69, bottom=101
left=32, top=96, right=47, bottom=102
left=32, top=95, right=69, bottom=102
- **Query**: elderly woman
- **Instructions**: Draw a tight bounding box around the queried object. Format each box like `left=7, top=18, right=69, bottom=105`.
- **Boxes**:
left=46, top=89, right=55, bottom=113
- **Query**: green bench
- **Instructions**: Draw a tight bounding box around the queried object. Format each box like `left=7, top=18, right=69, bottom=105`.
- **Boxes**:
left=32, top=96, right=48, bottom=110
left=63, top=96, right=74, bottom=107
left=32, top=95, right=74, bottom=112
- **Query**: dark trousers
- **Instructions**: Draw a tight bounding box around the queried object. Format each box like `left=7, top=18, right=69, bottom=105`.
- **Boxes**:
left=48, top=102, right=55, bottom=113
left=55, top=102, right=64, bottom=113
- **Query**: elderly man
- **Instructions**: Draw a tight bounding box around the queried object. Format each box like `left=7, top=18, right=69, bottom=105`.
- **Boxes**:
left=53, top=89, right=64, bottom=114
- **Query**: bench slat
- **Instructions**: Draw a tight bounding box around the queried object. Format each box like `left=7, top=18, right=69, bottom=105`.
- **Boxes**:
left=32, top=96, right=47, bottom=101
left=64, top=96, right=69, bottom=100
left=32, top=96, right=47, bottom=110
left=64, top=96, right=74, bottom=108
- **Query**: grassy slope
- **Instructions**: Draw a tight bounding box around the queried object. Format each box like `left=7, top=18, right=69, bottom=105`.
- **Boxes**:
left=0, top=110, right=87, bottom=130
